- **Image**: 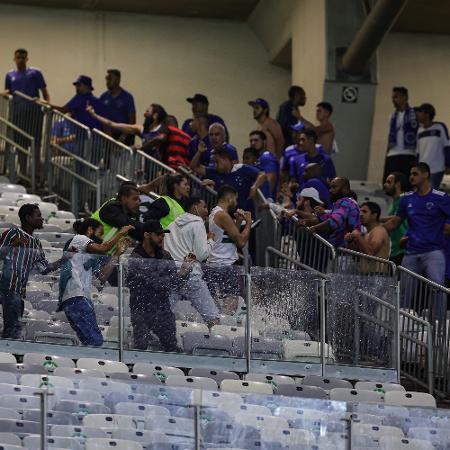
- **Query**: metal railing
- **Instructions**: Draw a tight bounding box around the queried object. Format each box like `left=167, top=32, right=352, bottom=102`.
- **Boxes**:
left=397, top=266, right=450, bottom=397
left=91, top=129, right=135, bottom=202
left=178, top=166, right=217, bottom=211
left=47, top=111, right=100, bottom=214
left=0, top=116, right=36, bottom=192
left=273, top=216, right=336, bottom=272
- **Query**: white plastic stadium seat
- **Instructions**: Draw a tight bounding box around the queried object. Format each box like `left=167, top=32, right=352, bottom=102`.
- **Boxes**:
left=384, top=391, right=437, bottom=408
left=0, top=205, right=18, bottom=217
left=3, top=214, right=20, bottom=225
left=1, top=192, right=41, bottom=203
left=379, top=436, right=434, bottom=450
left=283, top=340, right=335, bottom=362
left=48, top=217, right=76, bottom=231
left=76, top=358, right=128, bottom=374
left=219, top=402, right=271, bottom=417
left=260, top=428, right=315, bottom=447
left=0, top=352, right=16, bottom=364
left=235, top=412, right=289, bottom=430
left=352, top=423, right=404, bottom=440
left=20, top=374, right=74, bottom=389
left=220, top=379, right=273, bottom=395
left=244, top=373, right=295, bottom=386
left=22, top=353, right=75, bottom=369
left=50, top=425, right=109, bottom=439
left=165, top=375, right=218, bottom=391
left=133, top=363, right=183, bottom=378
left=355, top=381, right=406, bottom=392
left=0, top=432, right=22, bottom=445
left=83, top=414, right=136, bottom=430
left=329, top=388, right=385, bottom=404
left=0, top=183, right=27, bottom=194
left=211, top=324, right=246, bottom=338
left=53, top=210, right=76, bottom=220
left=86, top=438, right=143, bottom=450
left=197, top=390, right=243, bottom=408
left=33, top=232, right=74, bottom=245
left=23, top=435, right=84, bottom=450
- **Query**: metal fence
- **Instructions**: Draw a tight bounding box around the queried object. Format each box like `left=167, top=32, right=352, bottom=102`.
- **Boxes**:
left=397, top=266, right=450, bottom=397
left=272, top=217, right=336, bottom=273
left=0, top=116, right=36, bottom=192
left=178, top=166, right=217, bottom=211
left=47, top=111, right=100, bottom=214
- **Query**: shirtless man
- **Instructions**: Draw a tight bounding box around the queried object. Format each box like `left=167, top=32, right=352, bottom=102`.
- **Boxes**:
left=248, top=98, right=285, bottom=159
left=297, top=101, right=336, bottom=154
left=345, top=201, right=390, bottom=259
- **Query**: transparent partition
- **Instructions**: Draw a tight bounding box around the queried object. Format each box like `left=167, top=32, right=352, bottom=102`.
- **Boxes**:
left=19, top=251, right=119, bottom=351
left=327, top=270, right=398, bottom=370
left=250, top=266, right=321, bottom=365
left=122, top=256, right=247, bottom=361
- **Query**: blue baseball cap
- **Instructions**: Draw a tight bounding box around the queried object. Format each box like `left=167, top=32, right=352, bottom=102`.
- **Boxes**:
left=290, top=122, right=306, bottom=132
left=248, top=98, right=269, bottom=110
left=73, top=75, right=94, bottom=90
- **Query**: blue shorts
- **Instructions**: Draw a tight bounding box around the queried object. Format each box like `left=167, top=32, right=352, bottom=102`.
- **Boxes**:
left=63, top=296, right=103, bottom=346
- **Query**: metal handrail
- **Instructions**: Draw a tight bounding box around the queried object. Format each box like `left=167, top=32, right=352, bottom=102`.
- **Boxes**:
left=397, top=265, right=450, bottom=293
left=336, top=246, right=397, bottom=275
left=135, top=149, right=175, bottom=174
left=178, top=165, right=217, bottom=196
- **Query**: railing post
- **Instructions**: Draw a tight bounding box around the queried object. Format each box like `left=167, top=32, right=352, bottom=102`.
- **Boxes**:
left=426, top=322, right=434, bottom=396
left=118, top=255, right=125, bottom=362
left=30, top=137, right=36, bottom=194
left=245, top=271, right=252, bottom=374
left=319, top=278, right=327, bottom=376
left=36, top=387, right=51, bottom=450
left=394, top=281, right=401, bottom=384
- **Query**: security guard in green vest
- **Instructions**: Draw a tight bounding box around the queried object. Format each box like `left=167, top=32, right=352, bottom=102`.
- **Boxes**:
left=144, top=173, right=190, bottom=229
left=91, top=183, right=143, bottom=254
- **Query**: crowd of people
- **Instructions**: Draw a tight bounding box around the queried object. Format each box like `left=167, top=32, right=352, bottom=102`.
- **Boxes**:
left=1, top=48, right=450, bottom=347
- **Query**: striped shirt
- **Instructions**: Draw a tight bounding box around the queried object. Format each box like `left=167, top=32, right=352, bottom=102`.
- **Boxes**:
left=0, top=228, right=49, bottom=297
left=166, top=126, right=191, bottom=169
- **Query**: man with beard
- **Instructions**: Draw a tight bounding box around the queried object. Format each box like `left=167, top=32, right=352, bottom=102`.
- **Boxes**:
left=306, top=177, right=361, bottom=248
left=382, top=172, right=408, bottom=265
left=87, top=102, right=168, bottom=161
left=248, top=98, right=284, bottom=159
left=206, top=185, right=252, bottom=313
left=127, top=220, right=183, bottom=352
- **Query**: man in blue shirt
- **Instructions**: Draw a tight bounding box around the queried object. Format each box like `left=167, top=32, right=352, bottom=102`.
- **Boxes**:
left=182, top=93, right=228, bottom=139
left=4, top=48, right=49, bottom=101
left=302, top=163, right=331, bottom=208
left=99, top=69, right=136, bottom=145
left=50, top=75, right=106, bottom=132
left=384, top=162, right=450, bottom=318
left=190, top=122, right=238, bottom=168
left=191, top=147, right=266, bottom=215
left=246, top=130, right=279, bottom=200
left=291, top=129, right=336, bottom=185
left=281, top=122, right=306, bottom=183
left=276, top=86, right=306, bottom=146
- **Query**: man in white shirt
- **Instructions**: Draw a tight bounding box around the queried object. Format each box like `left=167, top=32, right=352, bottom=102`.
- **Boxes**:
left=415, top=103, right=450, bottom=189
left=383, top=87, right=418, bottom=183
left=206, top=185, right=252, bottom=313
left=164, top=197, right=219, bottom=327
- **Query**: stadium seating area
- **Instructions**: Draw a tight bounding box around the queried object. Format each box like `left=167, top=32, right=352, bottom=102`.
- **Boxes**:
left=0, top=350, right=447, bottom=449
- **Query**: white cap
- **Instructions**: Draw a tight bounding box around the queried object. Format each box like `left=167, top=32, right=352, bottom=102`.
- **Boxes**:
left=299, top=187, right=324, bottom=205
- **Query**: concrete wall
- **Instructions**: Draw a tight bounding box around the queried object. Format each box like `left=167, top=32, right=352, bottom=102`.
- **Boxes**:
left=0, top=4, right=290, bottom=153
left=368, top=32, right=450, bottom=182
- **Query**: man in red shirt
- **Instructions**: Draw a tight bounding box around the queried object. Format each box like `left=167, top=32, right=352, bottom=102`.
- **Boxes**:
left=165, top=115, right=191, bottom=169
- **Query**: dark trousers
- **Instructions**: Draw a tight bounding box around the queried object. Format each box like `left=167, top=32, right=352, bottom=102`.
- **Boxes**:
left=383, top=154, right=417, bottom=185
left=63, top=297, right=103, bottom=346
left=0, top=290, right=24, bottom=339
left=389, top=253, right=404, bottom=267
left=130, top=294, right=178, bottom=352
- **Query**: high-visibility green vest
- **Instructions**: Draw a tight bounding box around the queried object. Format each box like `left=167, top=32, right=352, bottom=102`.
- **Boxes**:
left=160, top=196, right=184, bottom=229
left=91, top=199, right=119, bottom=255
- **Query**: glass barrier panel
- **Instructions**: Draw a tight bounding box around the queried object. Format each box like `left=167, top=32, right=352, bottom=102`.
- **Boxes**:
left=326, top=271, right=396, bottom=369
left=250, top=266, right=320, bottom=364
left=122, top=256, right=247, bottom=360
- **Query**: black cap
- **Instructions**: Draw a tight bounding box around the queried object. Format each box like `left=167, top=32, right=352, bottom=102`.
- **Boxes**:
left=187, top=94, right=209, bottom=105
left=414, top=103, right=436, bottom=117
left=72, top=75, right=94, bottom=90
left=142, top=220, right=170, bottom=234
